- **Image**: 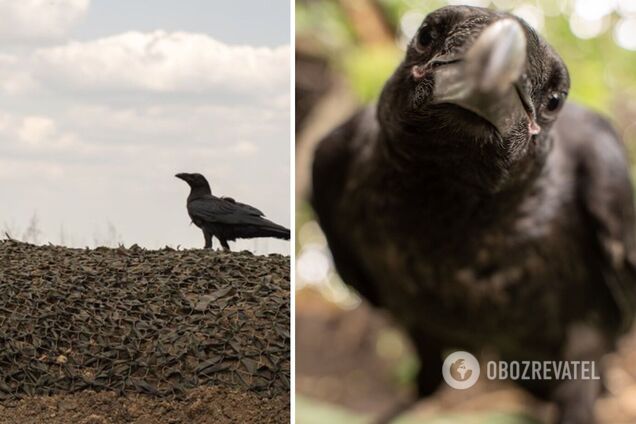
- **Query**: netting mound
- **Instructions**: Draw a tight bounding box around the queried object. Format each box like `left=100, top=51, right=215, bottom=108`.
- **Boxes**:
left=0, top=240, right=289, bottom=400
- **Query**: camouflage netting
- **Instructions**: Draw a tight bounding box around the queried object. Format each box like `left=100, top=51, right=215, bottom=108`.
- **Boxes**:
left=0, top=240, right=289, bottom=400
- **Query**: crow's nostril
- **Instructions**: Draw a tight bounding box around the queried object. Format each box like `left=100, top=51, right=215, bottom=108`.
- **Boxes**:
left=412, top=64, right=427, bottom=79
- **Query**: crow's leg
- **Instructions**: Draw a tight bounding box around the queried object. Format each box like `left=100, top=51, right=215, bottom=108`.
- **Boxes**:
left=203, top=230, right=213, bottom=249
left=374, top=333, right=443, bottom=424
left=552, top=324, right=606, bottom=424
left=219, top=238, right=231, bottom=251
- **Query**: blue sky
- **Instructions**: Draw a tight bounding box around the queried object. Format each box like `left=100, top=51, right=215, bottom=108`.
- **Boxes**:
left=0, top=0, right=290, bottom=254
left=73, top=0, right=290, bottom=46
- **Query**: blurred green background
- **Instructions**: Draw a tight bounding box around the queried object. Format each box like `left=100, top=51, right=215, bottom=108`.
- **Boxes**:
left=295, top=1, right=636, bottom=423
left=297, top=0, right=636, bottom=110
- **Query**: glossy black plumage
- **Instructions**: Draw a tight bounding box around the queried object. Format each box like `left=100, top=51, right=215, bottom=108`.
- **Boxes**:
left=311, top=6, right=636, bottom=424
left=176, top=173, right=289, bottom=250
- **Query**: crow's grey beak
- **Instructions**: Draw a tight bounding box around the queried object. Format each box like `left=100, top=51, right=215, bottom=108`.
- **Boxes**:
left=431, top=19, right=540, bottom=136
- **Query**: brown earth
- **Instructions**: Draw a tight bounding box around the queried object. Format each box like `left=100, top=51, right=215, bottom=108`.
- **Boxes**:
left=0, top=386, right=289, bottom=424
left=296, top=289, right=411, bottom=413
left=296, top=288, right=636, bottom=423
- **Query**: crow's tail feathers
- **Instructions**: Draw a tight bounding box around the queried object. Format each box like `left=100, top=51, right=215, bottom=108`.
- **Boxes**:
left=257, top=222, right=290, bottom=240
left=232, top=218, right=290, bottom=241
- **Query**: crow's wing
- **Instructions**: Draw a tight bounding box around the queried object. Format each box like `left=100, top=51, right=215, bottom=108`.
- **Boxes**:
left=559, top=103, right=636, bottom=333
left=189, top=195, right=267, bottom=226
left=221, top=197, right=264, bottom=216
left=312, top=110, right=382, bottom=306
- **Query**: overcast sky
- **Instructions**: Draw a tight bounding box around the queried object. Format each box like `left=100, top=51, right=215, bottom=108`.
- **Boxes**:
left=0, top=0, right=290, bottom=254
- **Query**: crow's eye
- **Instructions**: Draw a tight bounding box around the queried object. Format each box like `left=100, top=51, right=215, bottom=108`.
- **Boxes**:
left=415, top=24, right=436, bottom=52
left=545, top=92, right=565, bottom=114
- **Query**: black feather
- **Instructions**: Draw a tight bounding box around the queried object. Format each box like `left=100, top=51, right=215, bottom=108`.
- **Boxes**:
left=311, top=6, right=636, bottom=423
left=176, top=173, right=289, bottom=250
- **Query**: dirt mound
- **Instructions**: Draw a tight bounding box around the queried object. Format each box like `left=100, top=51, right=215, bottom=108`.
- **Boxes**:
left=0, top=240, right=289, bottom=400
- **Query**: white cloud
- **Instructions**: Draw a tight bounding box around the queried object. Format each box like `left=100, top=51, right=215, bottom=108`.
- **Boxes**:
left=0, top=112, right=79, bottom=150
left=0, top=54, right=36, bottom=94
left=0, top=158, right=64, bottom=180
left=18, top=116, right=57, bottom=144
left=32, top=31, right=290, bottom=97
left=0, top=0, right=89, bottom=43
left=62, top=104, right=288, bottom=148
left=230, top=141, right=259, bottom=156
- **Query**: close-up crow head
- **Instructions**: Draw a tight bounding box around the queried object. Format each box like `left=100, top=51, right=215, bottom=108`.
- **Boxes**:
left=379, top=5, right=570, bottom=192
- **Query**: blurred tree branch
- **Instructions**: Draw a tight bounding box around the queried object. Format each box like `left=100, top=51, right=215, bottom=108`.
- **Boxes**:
left=337, top=0, right=394, bottom=46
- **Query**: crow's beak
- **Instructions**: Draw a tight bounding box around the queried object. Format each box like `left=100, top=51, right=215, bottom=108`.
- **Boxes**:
left=430, top=19, right=540, bottom=136
left=175, top=173, right=188, bottom=181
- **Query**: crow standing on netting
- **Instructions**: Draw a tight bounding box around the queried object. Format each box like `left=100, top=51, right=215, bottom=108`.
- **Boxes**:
left=312, top=6, right=636, bottom=424
left=176, top=173, right=290, bottom=250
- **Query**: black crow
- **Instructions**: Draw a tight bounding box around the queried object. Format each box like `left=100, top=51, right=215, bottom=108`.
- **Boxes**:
left=175, top=172, right=290, bottom=250
left=312, top=6, right=636, bottom=424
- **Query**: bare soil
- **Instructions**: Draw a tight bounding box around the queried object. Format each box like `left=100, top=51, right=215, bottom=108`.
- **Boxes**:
left=0, top=386, right=289, bottom=424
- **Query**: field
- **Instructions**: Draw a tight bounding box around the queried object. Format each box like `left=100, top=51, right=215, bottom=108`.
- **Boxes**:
left=0, top=240, right=290, bottom=423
